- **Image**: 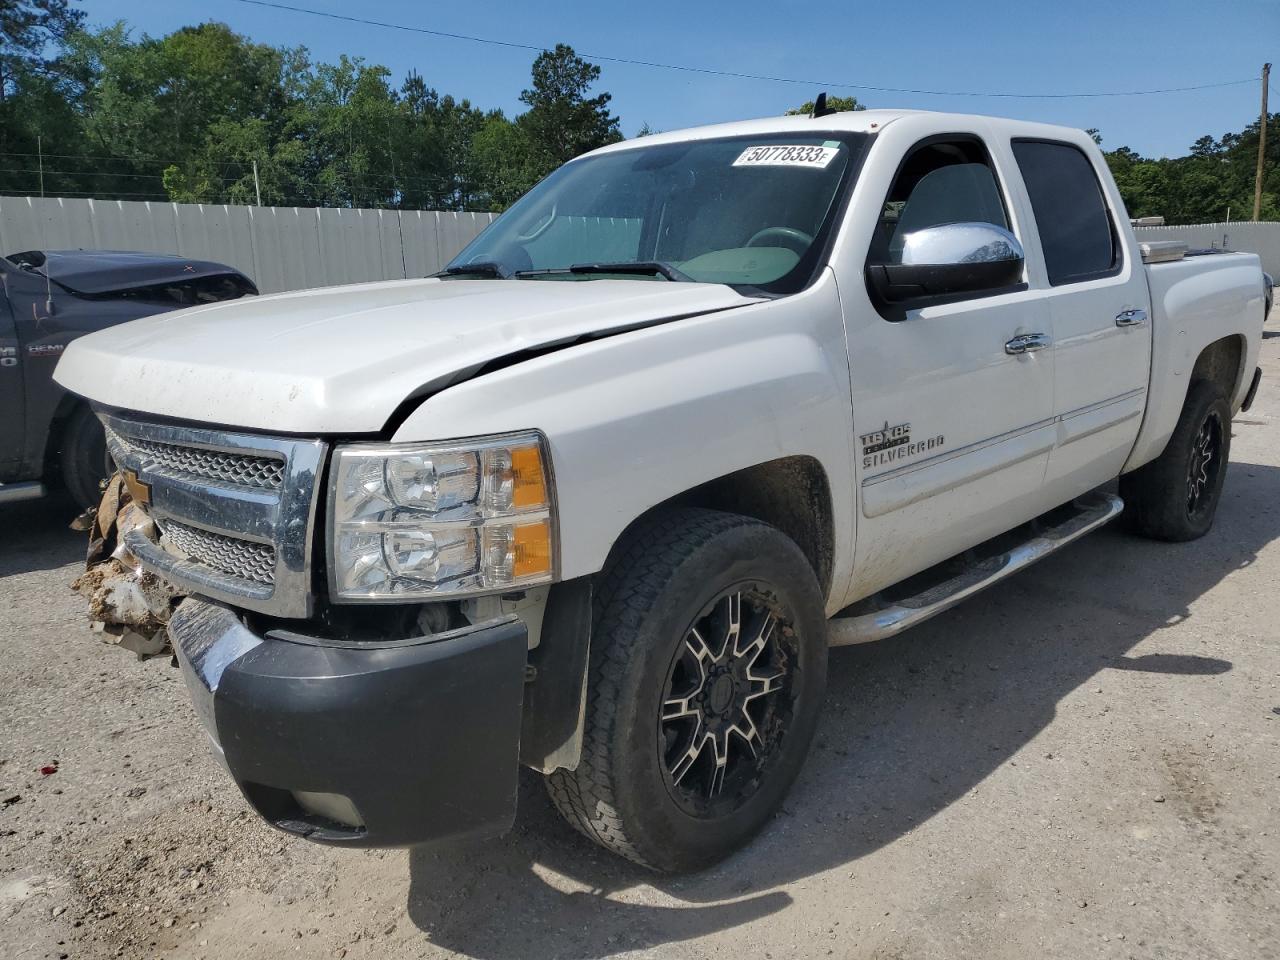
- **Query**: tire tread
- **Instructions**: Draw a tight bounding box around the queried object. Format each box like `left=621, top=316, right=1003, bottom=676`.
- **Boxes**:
left=545, top=508, right=772, bottom=869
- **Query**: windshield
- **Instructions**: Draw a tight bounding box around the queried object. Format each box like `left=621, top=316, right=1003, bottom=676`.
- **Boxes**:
left=446, top=132, right=868, bottom=293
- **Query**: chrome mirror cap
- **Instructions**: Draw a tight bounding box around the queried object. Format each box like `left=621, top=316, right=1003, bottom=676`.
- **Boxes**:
left=899, top=222, right=1024, bottom=267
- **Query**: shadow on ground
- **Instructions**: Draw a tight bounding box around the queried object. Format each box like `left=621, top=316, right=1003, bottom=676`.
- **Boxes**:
left=0, top=494, right=84, bottom=577
left=405, top=461, right=1280, bottom=959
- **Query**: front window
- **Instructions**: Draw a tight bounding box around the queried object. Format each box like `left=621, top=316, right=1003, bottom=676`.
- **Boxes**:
left=447, top=132, right=869, bottom=294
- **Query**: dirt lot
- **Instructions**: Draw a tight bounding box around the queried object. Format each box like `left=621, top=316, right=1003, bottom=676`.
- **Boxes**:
left=3, top=338, right=1279, bottom=960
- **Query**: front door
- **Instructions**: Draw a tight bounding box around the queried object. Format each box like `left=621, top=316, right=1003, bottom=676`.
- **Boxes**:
left=842, top=128, right=1057, bottom=598
left=1010, top=138, right=1152, bottom=499
left=0, top=282, right=23, bottom=471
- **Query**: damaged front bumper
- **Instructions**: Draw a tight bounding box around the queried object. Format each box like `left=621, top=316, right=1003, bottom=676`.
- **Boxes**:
left=169, top=597, right=528, bottom=847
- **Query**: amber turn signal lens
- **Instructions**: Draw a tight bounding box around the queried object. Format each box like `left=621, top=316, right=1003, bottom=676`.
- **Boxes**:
left=512, top=519, right=553, bottom=578
left=511, top=444, right=548, bottom=510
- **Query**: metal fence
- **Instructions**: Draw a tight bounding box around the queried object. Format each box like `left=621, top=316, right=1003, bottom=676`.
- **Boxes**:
left=5, top=197, right=1277, bottom=294
left=0, top=196, right=496, bottom=294
left=1135, top=221, right=1280, bottom=278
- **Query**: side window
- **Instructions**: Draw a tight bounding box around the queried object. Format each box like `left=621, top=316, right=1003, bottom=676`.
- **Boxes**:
left=869, top=138, right=1010, bottom=266
left=1012, top=140, right=1118, bottom=285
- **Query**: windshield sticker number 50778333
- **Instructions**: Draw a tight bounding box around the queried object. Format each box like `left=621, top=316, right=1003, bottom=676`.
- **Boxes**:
left=732, top=145, right=838, bottom=168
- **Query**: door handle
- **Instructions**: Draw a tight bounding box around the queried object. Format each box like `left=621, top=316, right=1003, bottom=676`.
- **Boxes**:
left=1115, top=308, right=1147, bottom=327
left=1005, top=333, right=1051, bottom=355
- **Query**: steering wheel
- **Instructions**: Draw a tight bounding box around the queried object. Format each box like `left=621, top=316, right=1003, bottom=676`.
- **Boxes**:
left=745, top=226, right=814, bottom=255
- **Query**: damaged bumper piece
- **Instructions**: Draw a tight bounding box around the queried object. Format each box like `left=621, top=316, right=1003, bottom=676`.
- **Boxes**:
left=72, top=473, right=184, bottom=658
left=168, top=597, right=528, bottom=847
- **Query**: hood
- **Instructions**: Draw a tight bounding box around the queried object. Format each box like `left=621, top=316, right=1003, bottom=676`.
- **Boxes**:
left=54, top=277, right=760, bottom=433
left=6, top=250, right=251, bottom=295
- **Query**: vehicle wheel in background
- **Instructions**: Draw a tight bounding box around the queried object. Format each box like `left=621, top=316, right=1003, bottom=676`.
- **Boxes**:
left=545, top=508, right=828, bottom=872
left=1120, top=380, right=1232, bottom=542
left=60, top=405, right=113, bottom=511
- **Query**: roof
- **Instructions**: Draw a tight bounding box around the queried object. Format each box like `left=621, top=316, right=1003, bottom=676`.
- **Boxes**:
left=3, top=249, right=250, bottom=296
left=585, top=108, right=1090, bottom=159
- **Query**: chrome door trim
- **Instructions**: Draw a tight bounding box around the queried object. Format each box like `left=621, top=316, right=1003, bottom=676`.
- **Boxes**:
left=1058, top=387, right=1146, bottom=422
left=1055, top=387, right=1146, bottom=447
left=860, top=418, right=1057, bottom=518
left=862, top=386, right=1150, bottom=491
left=863, top=416, right=1057, bottom=488
left=859, top=386, right=1150, bottom=518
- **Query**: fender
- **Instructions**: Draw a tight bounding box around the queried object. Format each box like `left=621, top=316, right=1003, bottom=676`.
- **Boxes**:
left=391, top=269, right=860, bottom=615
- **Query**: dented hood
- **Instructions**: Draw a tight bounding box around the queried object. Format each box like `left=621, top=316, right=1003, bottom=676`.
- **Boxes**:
left=54, top=277, right=759, bottom=433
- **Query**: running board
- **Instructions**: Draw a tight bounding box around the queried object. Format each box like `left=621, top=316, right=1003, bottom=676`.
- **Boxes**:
left=0, top=481, right=46, bottom=506
left=828, top=491, right=1124, bottom=646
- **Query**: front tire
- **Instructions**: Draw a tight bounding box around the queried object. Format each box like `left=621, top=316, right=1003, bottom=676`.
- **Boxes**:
left=1120, top=380, right=1232, bottom=542
left=60, top=405, right=113, bottom=511
left=545, top=508, right=827, bottom=872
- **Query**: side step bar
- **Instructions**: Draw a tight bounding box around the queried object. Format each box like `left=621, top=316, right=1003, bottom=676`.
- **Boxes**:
left=0, top=481, right=47, bottom=506
left=828, top=491, right=1124, bottom=646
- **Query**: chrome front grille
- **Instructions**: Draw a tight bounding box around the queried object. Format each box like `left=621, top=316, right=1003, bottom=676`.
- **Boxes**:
left=104, top=425, right=285, bottom=490
left=101, top=411, right=327, bottom=618
left=160, top=519, right=277, bottom=585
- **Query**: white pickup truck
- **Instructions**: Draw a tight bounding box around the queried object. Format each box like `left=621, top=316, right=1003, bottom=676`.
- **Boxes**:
left=55, top=108, right=1265, bottom=872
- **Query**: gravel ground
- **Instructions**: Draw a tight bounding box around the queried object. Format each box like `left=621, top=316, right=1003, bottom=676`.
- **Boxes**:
left=3, top=336, right=1279, bottom=960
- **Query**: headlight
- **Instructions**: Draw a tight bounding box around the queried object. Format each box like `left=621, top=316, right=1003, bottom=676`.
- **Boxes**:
left=328, top=432, right=555, bottom=600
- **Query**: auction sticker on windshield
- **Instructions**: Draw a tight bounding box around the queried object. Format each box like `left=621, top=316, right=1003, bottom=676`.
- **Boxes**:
left=733, top=145, right=839, bottom=168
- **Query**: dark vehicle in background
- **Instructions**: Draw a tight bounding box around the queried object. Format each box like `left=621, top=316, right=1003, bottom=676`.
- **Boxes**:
left=0, top=250, right=256, bottom=508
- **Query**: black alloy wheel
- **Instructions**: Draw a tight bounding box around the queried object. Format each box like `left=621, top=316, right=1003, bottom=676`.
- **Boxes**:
left=659, top=587, right=797, bottom=818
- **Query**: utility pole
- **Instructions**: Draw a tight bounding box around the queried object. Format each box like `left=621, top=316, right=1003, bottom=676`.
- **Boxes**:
left=252, top=159, right=262, bottom=207
left=1253, top=62, right=1270, bottom=221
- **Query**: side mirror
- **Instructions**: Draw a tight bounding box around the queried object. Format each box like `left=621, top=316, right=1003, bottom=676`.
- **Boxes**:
left=868, top=222, right=1025, bottom=305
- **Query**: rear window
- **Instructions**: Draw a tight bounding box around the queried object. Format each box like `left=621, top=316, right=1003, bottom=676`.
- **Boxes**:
left=1012, top=140, right=1118, bottom=286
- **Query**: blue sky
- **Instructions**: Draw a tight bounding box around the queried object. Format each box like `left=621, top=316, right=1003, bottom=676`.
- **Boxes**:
left=80, top=0, right=1276, bottom=158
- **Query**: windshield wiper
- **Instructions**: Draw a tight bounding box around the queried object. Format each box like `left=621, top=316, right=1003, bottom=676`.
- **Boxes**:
left=515, top=261, right=693, bottom=282
left=572, top=261, right=693, bottom=282
left=442, top=261, right=510, bottom=279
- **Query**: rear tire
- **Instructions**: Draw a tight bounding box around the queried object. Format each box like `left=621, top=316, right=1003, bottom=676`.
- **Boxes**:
left=60, top=405, right=112, bottom=511
left=545, top=508, right=827, bottom=873
left=1120, top=380, right=1232, bottom=542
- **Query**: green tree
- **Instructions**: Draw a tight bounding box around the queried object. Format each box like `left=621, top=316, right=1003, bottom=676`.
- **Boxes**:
left=1099, top=112, right=1279, bottom=224
left=786, top=95, right=865, bottom=115
left=517, top=44, right=620, bottom=173
left=395, top=72, right=488, bottom=209
left=470, top=112, right=540, bottom=210
left=1, top=0, right=83, bottom=100
left=0, top=0, right=86, bottom=192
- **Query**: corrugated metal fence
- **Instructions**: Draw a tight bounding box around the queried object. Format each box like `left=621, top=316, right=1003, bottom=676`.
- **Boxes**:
left=5, top=198, right=1277, bottom=293
left=1135, top=221, right=1280, bottom=277
left=0, top=196, right=496, bottom=294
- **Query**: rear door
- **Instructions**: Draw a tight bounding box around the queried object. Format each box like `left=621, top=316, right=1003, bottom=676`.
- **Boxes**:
left=1010, top=139, right=1151, bottom=497
left=0, top=278, right=23, bottom=470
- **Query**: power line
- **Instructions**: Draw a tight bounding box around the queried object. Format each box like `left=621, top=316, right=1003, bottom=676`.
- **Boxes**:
left=0, top=164, right=477, bottom=198
left=231, top=0, right=1259, bottom=101
left=0, top=158, right=470, bottom=191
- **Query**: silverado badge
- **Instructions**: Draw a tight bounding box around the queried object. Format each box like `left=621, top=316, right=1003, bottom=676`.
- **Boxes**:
left=860, top=421, right=945, bottom=469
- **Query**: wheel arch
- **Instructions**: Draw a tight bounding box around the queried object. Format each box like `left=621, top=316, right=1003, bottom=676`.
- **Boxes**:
left=40, top=391, right=86, bottom=476
left=1124, top=332, right=1251, bottom=474
left=604, top=455, right=836, bottom=601
left=1189, top=334, right=1247, bottom=403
